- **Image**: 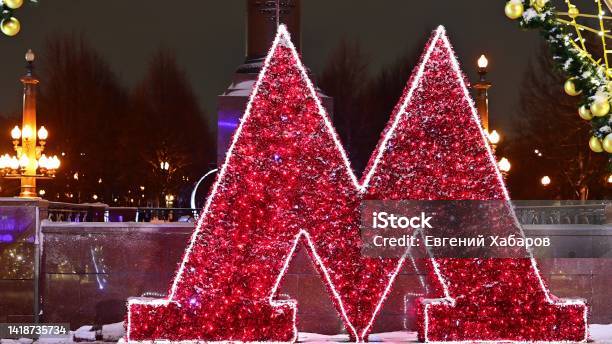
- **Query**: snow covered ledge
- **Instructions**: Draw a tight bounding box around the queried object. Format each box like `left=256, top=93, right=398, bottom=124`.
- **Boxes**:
left=3, top=323, right=610, bottom=343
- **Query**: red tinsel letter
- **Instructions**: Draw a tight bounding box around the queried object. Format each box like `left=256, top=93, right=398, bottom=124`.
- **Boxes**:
left=127, top=25, right=587, bottom=343
left=362, top=28, right=588, bottom=342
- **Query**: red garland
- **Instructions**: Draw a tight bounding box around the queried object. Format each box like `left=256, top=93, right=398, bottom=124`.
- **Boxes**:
left=126, top=26, right=587, bottom=343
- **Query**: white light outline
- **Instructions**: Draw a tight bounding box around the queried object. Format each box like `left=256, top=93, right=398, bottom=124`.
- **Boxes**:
left=127, top=25, right=588, bottom=343
left=419, top=30, right=588, bottom=344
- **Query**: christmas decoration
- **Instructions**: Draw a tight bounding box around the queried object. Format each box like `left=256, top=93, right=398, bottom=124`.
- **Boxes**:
left=505, top=0, right=612, bottom=167
left=579, top=105, right=593, bottom=120
left=127, top=24, right=403, bottom=343
left=360, top=26, right=588, bottom=343
left=127, top=25, right=588, bottom=343
left=603, top=133, right=612, bottom=153
left=563, top=78, right=580, bottom=96
left=590, top=136, right=604, bottom=153
left=0, top=16, right=19, bottom=36
left=3, top=0, right=23, bottom=9
left=1, top=0, right=32, bottom=37
left=505, top=0, right=524, bottom=20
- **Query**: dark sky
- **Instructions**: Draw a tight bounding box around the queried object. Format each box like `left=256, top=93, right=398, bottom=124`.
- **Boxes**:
left=0, top=0, right=543, bottom=139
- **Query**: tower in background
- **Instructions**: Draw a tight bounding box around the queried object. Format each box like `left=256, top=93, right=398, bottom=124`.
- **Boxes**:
left=217, top=0, right=332, bottom=166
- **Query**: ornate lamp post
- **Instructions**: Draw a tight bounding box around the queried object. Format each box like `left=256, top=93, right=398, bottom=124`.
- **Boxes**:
left=474, top=54, right=492, bottom=132
left=474, top=54, right=511, bottom=177
left=0, top=50, right=60, bottom=198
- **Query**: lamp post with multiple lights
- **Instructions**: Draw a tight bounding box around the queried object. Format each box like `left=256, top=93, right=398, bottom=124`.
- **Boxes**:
left=473, top=54, right=511, bottom=176
left=0, top=50, right=60, bottom=198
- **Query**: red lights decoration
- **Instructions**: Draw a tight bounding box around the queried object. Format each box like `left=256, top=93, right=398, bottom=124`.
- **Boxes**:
left=126, top=25, right=587, bottom=343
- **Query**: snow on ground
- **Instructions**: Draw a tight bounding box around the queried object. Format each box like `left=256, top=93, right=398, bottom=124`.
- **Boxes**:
left=1, top=324, right=611, bottom=343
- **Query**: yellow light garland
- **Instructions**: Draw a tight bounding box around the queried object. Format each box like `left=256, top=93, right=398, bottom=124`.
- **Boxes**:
left=557, top=0, right=612, bottom=77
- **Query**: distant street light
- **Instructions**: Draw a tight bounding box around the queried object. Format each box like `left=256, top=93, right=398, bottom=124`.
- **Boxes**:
left=488, top=130, right=501, bottom=145
left=478, top=54, right=489, bottom=71
left=498, top=157, right=511, bottom=173
left=488, top=130, right=501, bottom=154
left=165, top=194, right=175, bottom=208
left=541, top=176, right=552, bottom=187
left=474, top=54, right=492, bottom=132
left=0, top=50, right=60, bottom=197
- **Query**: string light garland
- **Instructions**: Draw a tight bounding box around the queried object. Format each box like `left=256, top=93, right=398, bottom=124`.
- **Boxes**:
left=504, top=0, right=612, bottom=168
left=126, top=25, right=587, bottom=343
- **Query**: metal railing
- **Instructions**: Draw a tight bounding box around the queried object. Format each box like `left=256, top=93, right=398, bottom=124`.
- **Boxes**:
left=42, top=202, right=610, bottom=225
left=513, top=203, right=608, bottom=225
left=47, top=202, right=106, bottom=222
left=134, top=208, right=198, bottom=223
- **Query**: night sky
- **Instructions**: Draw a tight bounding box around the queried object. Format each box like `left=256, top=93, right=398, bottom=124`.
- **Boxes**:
left=0, top=0, right=544, bottom=139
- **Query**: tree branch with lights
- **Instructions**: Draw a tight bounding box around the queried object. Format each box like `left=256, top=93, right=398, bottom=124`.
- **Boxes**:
left=504, top=0, right=612, bottom=168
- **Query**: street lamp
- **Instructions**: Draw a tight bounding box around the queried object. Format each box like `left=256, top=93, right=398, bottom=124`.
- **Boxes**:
left=0, top=50, right=60, bottom=198
left=488, top=130, right=501, bottom=145
left=487, top=129, right=501, bottom=154
left=477, top=55, right=489, bottom=77
left=474, top=54, right=492, bottom=132
left=498, top=157, right=511, bottom=174
left=165, top=194, right=175, bottom=208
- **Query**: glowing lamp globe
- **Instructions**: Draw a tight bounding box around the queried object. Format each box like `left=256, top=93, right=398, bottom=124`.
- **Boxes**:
left=37, top=126, right=48, bottom=140
left=488, top=130, right=501, bottom=145
left=478, top=54, right=488, bottom=69
left=11, top=126, right=21, bottom=140
left=498, top=157, right=511, bottom=172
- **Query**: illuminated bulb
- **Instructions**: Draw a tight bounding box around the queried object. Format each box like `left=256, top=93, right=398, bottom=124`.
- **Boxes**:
left=93, top=194, right=99, bottom=200
left=73, top=172, right=79, bottom=180
left=11, top=126, right=21, bottom=140
left=51, top=156, right=60, bottom=169
left=38, top=155, right=48, bottom=169
left=140, top=185, right=145, bottom=191
left=488, top=130, right=501, bottom=145
left=498, top=157, right=511, bottom=172
left=477, top=55, right=488, bottom=69
left=608, top=174, right=612, bottom=184
left=25, top=49, right=35, bottom=62
left=21, top=125, right=33, bottom=140
left=37, top=126, right=48, bottom=140
left=9, top=156, right=19, bottom=170
left=39, top=189, right=46, bottom=196
left=541, top=176, right=551, bottom=186
left=0, top=155, right=7, bottom=169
